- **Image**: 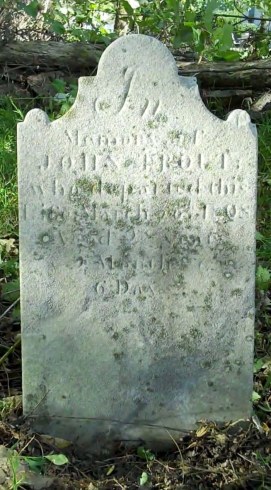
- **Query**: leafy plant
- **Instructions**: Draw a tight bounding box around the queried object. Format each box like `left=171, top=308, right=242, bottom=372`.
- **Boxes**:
left=0, top=396, right=21, bottom=421
left=7, top=449, right=68, bottom=490
left=8, top=451, right=25, bottom=490
left=137, top=446, right=155, bottom=461
left=51, top=79, right=78, bottom=116
left=252, top=390, right=261, bottom=402
left=23, top=453, right=69, bottom=472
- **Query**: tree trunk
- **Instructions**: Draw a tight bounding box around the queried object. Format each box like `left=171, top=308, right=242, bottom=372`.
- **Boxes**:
left=114, top=2, right=129, bottom=34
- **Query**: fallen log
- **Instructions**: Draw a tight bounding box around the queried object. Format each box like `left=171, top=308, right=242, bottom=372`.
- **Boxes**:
left=202, top=89, right=254, bottom=98
left=0, top=41, right=103, bottom=73
left=176, top=59, right=271, bottom=90
left=1, top=41, right=271, bottom=91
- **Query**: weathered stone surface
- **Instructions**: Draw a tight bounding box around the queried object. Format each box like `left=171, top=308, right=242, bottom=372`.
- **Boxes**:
left=18, top=34, right=257, bottom=451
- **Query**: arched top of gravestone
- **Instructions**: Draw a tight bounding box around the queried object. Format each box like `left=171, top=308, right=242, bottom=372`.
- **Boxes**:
left=23, top=34, right=253, bottom=131
left=96, top=33, right=179, bottom=81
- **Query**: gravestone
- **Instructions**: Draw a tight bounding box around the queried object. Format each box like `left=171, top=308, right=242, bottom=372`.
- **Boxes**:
left=18, top=34, right=257, bottom=450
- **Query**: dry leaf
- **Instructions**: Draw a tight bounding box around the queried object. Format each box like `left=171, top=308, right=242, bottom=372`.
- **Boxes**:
left=215, top=433, right=227, bottom=444
left=88, top=483, right=98, bottom=490
left=196, top=426, right=209, bottom=438
left=0, top=238, right=18, bottom=255
left=262, top=422, right=270, bottom=434
left=39, top=434, right=71, bottom=449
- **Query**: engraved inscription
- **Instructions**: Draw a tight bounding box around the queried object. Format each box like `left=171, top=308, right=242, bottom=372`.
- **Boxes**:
left=34, top=132, right=248, bottom=299
left=93, top=279, right=155, bottom=297
left=118, top=67, right=136, bottom=113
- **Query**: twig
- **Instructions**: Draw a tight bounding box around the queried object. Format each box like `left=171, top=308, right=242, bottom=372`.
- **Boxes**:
left=237, top=453, right=255, bottom=465
left=166, top=429, right=185, bottom=483
left=229, top=459, right=238, bottom=481
left=112, top=478, right=126, bottom=489
left=0, top=336, right=21, bottom=367
left=23, top=387, right=51, bottom=419
left=234, top=0, right=248, bottom=18
left=1, top=288, right=20, bottom=297
left=19, top=435, right=36, bottom=456
left=0, top=297, right=20, bottom=321
left=214, top=13, right=271, bottom=22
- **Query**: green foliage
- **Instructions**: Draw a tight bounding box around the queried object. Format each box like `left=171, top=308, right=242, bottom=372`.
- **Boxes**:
left=42, top=0, right=118, bottom=43
left=18, top=0, right=40, bottom=17
left=7, top=449, right=68, bottom=490
left=252, top=390, right=261, bottom=402
left=137, top=446, right=155, bottom=461
left=0, top=395, right=21, bottom=421
left=253, top=353, right=271, bottom=414
left=0, top=99, right=25, bottom=237
left=256, top=265, right=271, bottom=291
left=139, top=471, right=149, bottom=486
left=23, top=453, right=69, bottom=471
left=0, top=238, right=19, bottom=278
left=257, top=116, right=271, bottom=269
left=9, top=450, right=24, bottom=490
left=2, top=0, right=270, bottom=60
left=1, top=279, right=20, bottom=301
left=51, top=79, right=78, bottom=116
